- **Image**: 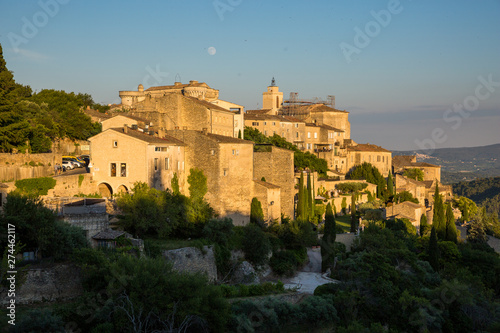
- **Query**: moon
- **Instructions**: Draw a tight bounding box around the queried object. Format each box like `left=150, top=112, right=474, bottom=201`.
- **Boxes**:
left=207, top=47, right=216, bottom=56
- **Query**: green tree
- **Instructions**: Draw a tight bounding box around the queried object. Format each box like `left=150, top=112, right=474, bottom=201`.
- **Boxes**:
left=250, top=197, right=264, bottom=225
left=186, top=168, right=214, bottom=225
left=403, top=168, right=424, bottom=181
left=350, top=193, right=357, bottom=232
left=297, top=172, right=306, bottom=220
left=467, top=207, right=488, bottom=243
left=428, top=226, right=439, bottom=271
left=307, top=172, right=314, bottom=220
left=171, top=172, right=180, bottom=195
left=321, top=203, right=336, bottom=272
left=242, top=224, right=271, bottom=266
left=341, top=197, right=347, bottom=215
left=347, top=162, right=386, bottom=199
left=394, top=190, right=419, bottom=204
left=387, top=171, right=394, bottom=198
left=445, top=202, right=458, bottom=243
left=433, top=184, right=446, bottom=240
left=420, top=213, right=429, bottom=236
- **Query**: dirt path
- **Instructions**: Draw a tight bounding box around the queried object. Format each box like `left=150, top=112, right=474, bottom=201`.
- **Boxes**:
left=283, top=248, right=338, bottom=294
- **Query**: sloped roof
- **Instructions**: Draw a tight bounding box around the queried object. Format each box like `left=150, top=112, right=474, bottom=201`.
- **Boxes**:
left=183, top=96, right=232, bottom=113
left=246, top=109, right=273, bottom=115
left=295, top=103, right=348, bottom=114
left=146, top=81, right=209, bottom=91
left=108, top=127, right=186, bottom=145
left=84, top=108, right=112, bottom=120
left=105, top=113, right=150, bottom=123
left=92, top=229, right=126, bottom=240
left=347, top=143, right=391, bottom=153
left=206, top=132, right=253, bottom=144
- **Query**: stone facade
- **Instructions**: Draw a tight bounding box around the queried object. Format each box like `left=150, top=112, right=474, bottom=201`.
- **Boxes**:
left=395, top=174, right=427, bottom=206
left=253, top=180, right=281, bottom=222
left=166, top=130, right=254, bottom=226
left=253, top=145, right=295, bottom=218
left=0, top=264, right=82, bottom=305
left=89, top=126, right=186, bottom=196
left=393, top=155, right=441, bottom=182
left=385, top=201, right=424, bottom=229
left=346, top=143, right=392, bottom=177
left=117, top=81, right=244, bottom=139
left=162, top=246, right=217, bottom=282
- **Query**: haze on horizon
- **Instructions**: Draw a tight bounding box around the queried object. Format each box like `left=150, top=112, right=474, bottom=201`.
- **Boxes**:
left=1, top=0, right=499, bottom=151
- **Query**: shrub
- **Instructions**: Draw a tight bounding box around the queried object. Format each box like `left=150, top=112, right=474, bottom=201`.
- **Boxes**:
left=78, top=174, right=84, bottom=187
left=13, top=308, right=65, bottom=333
left=14, top=177, right=56, bottom=196
left=270, top=250, right=299, bottom=276
left=242, top=224, right=271, bottom=266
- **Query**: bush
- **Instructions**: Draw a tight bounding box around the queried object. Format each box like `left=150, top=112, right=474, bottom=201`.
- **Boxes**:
left=242, top=224, right=271, bottom=266
left=270, top=250, right=299, bottom=276
left=14, top=177, right=56, bottom=196
left=13, top=308, right=65, bottom=333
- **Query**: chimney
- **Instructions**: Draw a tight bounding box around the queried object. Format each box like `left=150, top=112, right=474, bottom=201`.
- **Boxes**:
left=202, top=128, right=208, bottom=135
left=123, top=125, right=128, bottom=133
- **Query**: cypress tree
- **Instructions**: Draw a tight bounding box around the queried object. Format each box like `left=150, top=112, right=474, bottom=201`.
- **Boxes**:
left=350, top=193, right=357, bottom=232
left=297, top=172, right=305, bottom=220
left=250, top=197, right=264, bottom=225
left=420, top=213, right=429, bottom=236
left=307, top=172, right=313, bottom=221
left=341, top=197, right=347, bottom=215
left=445, top=202, right=458, bottom=243
left=428, top=226, right=439, bottom=271
left=433, top=184, right=446, bottom=240
left=321, top=202, right=336, bottom=272
left=387, top=171, right=394, bottom=198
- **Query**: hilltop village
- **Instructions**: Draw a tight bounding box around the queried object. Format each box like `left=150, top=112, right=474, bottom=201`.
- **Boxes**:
left=83, top=79, right=451, bottom=227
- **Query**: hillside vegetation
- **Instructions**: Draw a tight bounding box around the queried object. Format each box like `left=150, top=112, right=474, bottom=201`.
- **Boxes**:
left=453, top=177, right=500, bottom=217
left=393, top=143, right=500, bottom=183
left=0, top=43, right=103, bottom=153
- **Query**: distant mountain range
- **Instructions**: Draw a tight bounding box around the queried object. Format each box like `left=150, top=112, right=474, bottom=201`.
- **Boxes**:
left=392, top=143, right=500, bottom=184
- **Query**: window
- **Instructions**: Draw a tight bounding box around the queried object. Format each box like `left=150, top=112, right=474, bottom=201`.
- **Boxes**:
left=307, top=132, right=311, bottom=138
left=155, top=147, right=168, bottom=152
left=295, top=123, right=299, bottom=128
left=252, top=122, right=259, bottom=126
left=223, top=169, right=228, bottom=176
left=307, top=143, right=311, bottom=149
left=296, top=132, right=299, bottom=138
left=314, top=133, right=317, bottom=139
left=264, top=121, right=267, bottom=125
left=113, top=140, right=118, bottom=148
left=165, top=157, right=169, bottom=170
left=211, top=149, right=215, bottom=155
left=272, top=122, right=276, bottom=126
left=264, top=130, right=267, bottom=135
left=154, top=158, right=158, bottom=171
left=232, top=149, right=239, bottom=156
left=121, top=163, right=126, bottom=177
left=281, top=123, right=285, bottom=128
left=377, top=156, right=381, bottom=162
left=110, top=163, right=116, bottom=177
left=232, top=149, right=235, bottom=155
left=177, top=161, right=180, bottom=170
left=182, top=161, right=184, bottom=170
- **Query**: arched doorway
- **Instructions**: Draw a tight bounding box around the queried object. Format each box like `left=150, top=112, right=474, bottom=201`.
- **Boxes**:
left=98, top=183, right=113, bottom=198
left=116, top=185, right=128, bottom=194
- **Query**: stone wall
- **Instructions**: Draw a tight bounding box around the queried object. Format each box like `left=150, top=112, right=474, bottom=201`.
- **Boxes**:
left=0, top=152, right=61, bottom=182
left=162, top=246, right=217, bottom=282
left=0, top=264, right=82, bottom=305
left=48, top=173, right=97, bottom=197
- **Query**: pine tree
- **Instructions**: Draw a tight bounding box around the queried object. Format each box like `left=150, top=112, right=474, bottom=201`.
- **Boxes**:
left=350, top=193, right=357, bottom=232
left=445, top=202, right=458, bottom=243
left=420, top=213, right=429, bottom=236
left=428, top=227, right=439, bottom=271
left=321, top=202, right=336, bottom=272
left=387, top=171, right=394, bottom=198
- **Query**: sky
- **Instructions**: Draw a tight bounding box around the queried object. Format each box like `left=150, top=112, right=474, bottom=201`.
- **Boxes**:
left=1, top=0, right=499, bottom=151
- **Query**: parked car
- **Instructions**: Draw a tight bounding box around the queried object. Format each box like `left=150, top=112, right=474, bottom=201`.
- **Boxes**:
left=62, top=161, right=73, bottom=170
left=63, top=157, right=83, bottom=168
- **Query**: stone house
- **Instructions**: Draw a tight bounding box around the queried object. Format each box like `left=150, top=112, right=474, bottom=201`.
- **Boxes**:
left=117, top=81, right=244, bottom=139
left=395, top=174, right=427, bottom=206
left=385, top=201, right=424, bottom=230
left=393, top=155, right=441, bottom=182
left=89, top=125, right=186, bottom=197
left=253, top=180, right=281, bottom=222
left=346, top=143, right=392, bottom=177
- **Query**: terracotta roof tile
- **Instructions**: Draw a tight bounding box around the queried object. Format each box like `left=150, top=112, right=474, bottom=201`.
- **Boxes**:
left=109, top=128, right=186, bottom=145
left=347, top=143, right=391, bottom=153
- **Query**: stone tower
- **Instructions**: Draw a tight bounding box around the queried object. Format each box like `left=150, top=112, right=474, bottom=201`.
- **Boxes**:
left=262, top=77, right=283, bottom=115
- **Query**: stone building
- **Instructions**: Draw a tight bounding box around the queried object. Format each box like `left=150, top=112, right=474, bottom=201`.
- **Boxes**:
left=253, top=145, right=295, bottom=218
left=166, top=129, right=255, bottom=226
left=346, top=143, right=392, bottom=177
left=117, top=81, right=244, bottom=139
left=393, top=155, right=441, bottom=182
left=89, top=125, right=186, bottom=197
left=385, top=201, right=424, bottom=229
left=394, top=174, right=427, bottom=206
